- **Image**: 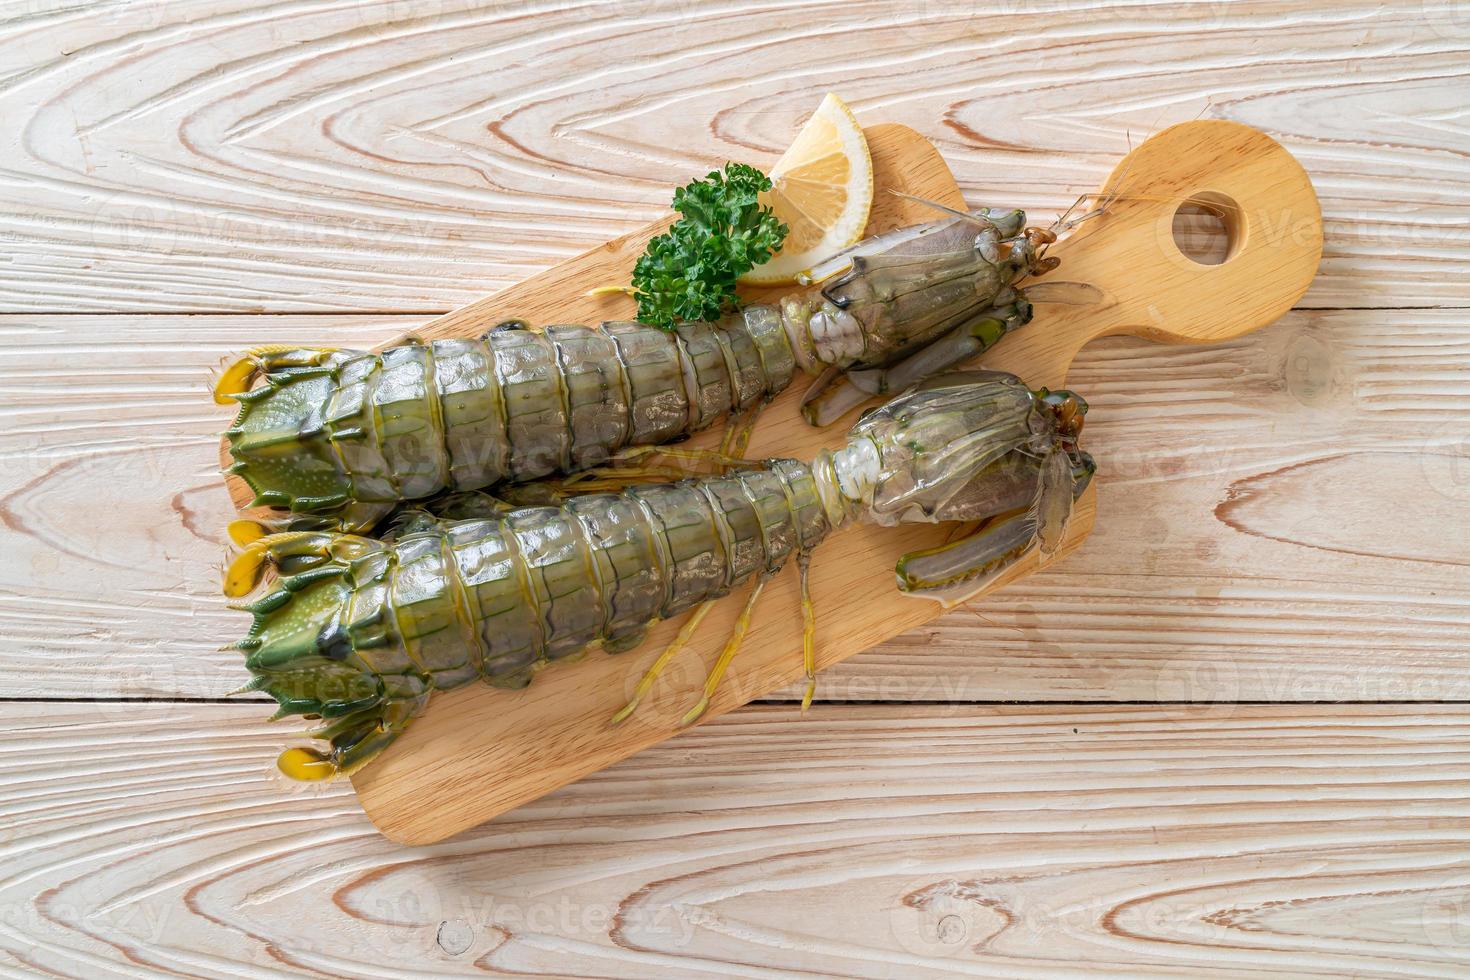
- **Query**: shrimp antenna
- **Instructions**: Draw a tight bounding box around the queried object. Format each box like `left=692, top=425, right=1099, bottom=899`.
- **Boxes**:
left=1054, top=201, right=1109, bottom=235
left=961, top=602, right=1027, bottom=638
left=1027, top=192, right=1107, bottom=271
left=1048, top=193, right=1094, bottom=235
left=1039, top=144, right=1143, bottom=253
left=887, top=190, right=994, bottom=226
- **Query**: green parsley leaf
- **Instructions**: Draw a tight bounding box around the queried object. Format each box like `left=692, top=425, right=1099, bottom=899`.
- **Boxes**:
left=631, top=163, right=788, bottom=329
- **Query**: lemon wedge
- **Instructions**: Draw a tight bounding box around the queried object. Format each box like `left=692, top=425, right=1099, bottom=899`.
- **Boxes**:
left=740, top=93, right=873, bottom=285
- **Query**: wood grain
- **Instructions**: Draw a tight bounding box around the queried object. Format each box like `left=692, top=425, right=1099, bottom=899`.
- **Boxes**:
left=1, top=0, right=1467, bottom=971
left=3, top=702, right=1468, bottom=977
left=0, top=0, right=1463, bottom=314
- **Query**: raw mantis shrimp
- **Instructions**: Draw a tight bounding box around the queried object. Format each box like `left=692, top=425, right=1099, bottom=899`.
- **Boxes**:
left=223, top=371, right=1094, bottom=780
left=215, top=208, right=1061, bottom=533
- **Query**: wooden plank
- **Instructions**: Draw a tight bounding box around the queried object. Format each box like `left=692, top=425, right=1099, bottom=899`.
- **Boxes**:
left=0, top=0, right=1462, bottom=313
left=0, top=0, right=1461, bottom=970
left=2, top=702, right=1467, bottom=977
left=3, top=308, right=1467, bottom=703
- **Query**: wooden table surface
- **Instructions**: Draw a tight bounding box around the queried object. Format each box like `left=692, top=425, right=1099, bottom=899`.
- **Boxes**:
left=2, top=1, right=1467, bottom=975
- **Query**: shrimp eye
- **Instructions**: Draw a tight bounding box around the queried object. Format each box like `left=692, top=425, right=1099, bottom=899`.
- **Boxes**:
left=1042, top=392, right=1087, bottom=438
left=1069, top=395, right=1089, bottom=436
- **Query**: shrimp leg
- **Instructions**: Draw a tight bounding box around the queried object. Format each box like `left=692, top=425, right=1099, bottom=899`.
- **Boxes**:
left=680, top=573, right=770, bottom=726
left=609, top=600, right=717, bottom=725
left=720, top=405, right=762, bottom=458
left=801, top=302, right=1029, bottom=427
left=798, top=554, right=817, bottom=712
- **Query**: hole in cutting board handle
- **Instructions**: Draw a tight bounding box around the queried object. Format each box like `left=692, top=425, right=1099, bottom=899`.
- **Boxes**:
left=1172, top=191, right=1243, bottom=266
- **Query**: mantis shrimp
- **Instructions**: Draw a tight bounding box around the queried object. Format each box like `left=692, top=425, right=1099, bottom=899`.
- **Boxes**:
left=215, top=208, right=1060, bottom=533
left=223, top=370, right=1093, bottom=780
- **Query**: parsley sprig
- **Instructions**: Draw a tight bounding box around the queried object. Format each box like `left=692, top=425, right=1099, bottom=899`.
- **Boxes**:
left=631, top=163, right=788, bottom=329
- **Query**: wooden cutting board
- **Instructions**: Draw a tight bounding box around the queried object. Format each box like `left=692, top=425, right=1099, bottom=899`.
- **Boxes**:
left=222, top=120, right=1321, bottom=844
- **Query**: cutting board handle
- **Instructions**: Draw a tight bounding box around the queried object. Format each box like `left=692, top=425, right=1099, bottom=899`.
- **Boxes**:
left=1037, top=119, right=1322, bottom=352
left=975, top=120, right=1320, bottom=392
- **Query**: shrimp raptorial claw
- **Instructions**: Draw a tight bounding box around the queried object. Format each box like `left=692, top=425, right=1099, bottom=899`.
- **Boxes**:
left=801, top=302, right=1029, bottom=427
left=886, top=384, right=1095, bottom=607
left=223, top=530, right=383, bottom=598
left=213, top=345, right=340, bottom=405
